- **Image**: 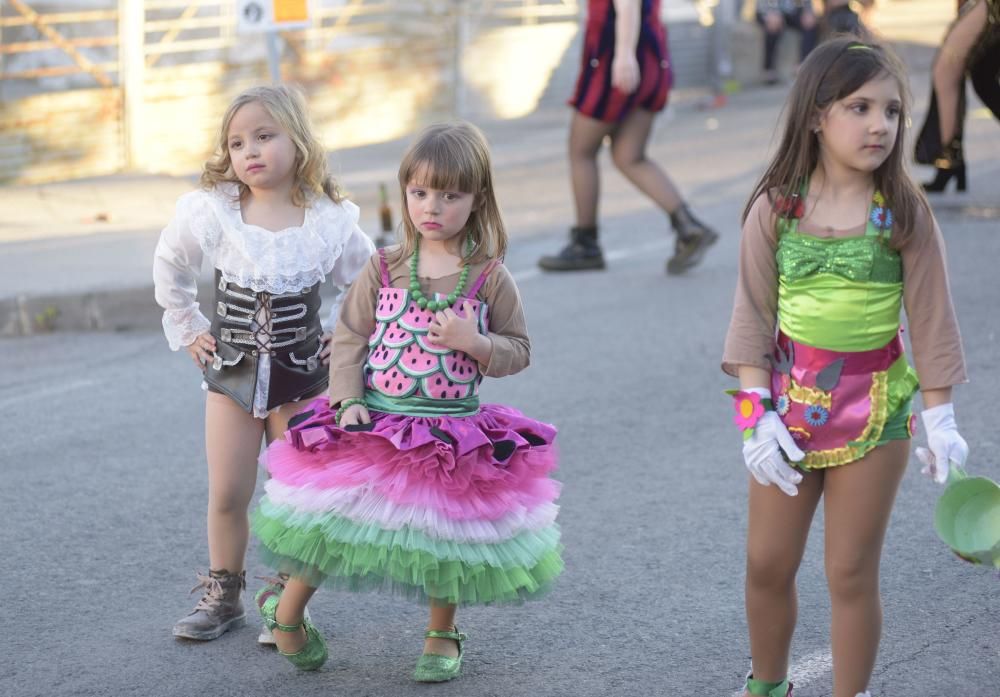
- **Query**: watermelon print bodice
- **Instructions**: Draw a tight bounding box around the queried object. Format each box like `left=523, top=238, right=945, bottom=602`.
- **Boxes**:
left=364, top=253, right=493, bottom=402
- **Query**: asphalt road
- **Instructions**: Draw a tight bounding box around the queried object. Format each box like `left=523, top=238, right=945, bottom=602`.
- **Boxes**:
left=3, top=201, right=998, bottom=696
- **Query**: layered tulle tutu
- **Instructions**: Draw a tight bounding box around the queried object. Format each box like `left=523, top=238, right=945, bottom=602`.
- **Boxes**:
left=252, top=397, right=562, bottom=605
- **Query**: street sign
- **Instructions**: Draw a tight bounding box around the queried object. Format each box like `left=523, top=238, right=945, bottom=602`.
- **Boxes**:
left=236, top=0, right=310, bottom=34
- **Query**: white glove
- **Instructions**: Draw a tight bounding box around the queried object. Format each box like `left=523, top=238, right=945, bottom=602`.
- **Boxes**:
left=916, top=403, right=968, bottom=484
left=741, top=388, right=806, bottom=496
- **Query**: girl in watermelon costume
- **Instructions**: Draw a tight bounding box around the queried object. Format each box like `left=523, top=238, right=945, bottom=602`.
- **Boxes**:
left=251, top=121, right=562, bottom=681
left=722, top=39, right=969, bottom=697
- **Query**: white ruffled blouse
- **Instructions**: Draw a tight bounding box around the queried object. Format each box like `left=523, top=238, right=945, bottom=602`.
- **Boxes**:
left=153, top=183, right=375, bottom=416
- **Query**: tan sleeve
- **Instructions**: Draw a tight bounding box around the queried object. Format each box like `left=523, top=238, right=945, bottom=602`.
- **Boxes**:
left=901, top=207, right=968, bottom=389
left=476, top=263, right=531, bottom=378
left=327, top=252, right=381, bottom=406
left=722, top=194, right=779, bottom=376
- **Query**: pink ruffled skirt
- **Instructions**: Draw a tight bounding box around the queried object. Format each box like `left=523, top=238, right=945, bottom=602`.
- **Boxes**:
left=252, top=398, right=562, bottom=605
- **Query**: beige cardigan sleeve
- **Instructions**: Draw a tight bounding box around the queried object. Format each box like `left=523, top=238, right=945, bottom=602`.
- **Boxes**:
left=901, top=207, right=968, bottom=389
left=475, top=262, right=531, bottom=378
left=722, top=194, right=779, bottom=377
left=327, top=253, right=381, bottom=407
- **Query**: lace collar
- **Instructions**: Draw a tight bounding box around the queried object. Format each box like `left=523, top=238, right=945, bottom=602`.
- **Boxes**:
left=182, top=183, right=361, bottom=293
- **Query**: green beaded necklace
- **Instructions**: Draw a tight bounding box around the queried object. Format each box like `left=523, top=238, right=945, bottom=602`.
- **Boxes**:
left=409, top=235, right=472, bottom=312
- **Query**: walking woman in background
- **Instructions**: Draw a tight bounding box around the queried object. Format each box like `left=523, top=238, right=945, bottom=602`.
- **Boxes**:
left=914, top=0, right=1000, bottom=192
left=538, top=0, right=719, bottom=275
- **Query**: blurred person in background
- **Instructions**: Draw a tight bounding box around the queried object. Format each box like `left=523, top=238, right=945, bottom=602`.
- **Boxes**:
left=914, top=0, right=1000, bottom=192
left=822, top=0, right=874, bottom=37
left=538, top=0, right=719, bottom=275
left=756, top=0, right=820, bottom=85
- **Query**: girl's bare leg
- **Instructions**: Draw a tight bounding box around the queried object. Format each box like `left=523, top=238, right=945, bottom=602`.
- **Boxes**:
left=205, top=391, right=266, bottom=573
left=743, top=468, right=824, bottom=693
left=609, top=108, right=683, bottom=214
left=272, top=578, right=319, bottom=654
left=569, top=112, right=615, bottom=227
left=933, top=0, right=988, bottom=144
left=263, top=396, right=325, bottom=654
left=823, top=439, right=909, bottom=697
left=265, top=397, right=313, bottom=445
left=424, top=602, right=460, bottom=658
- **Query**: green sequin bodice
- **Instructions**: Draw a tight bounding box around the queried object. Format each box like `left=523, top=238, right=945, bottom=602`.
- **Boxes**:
left=774, top=190, right=904, bottom=352
left=777, top=232, right=901, bottom=284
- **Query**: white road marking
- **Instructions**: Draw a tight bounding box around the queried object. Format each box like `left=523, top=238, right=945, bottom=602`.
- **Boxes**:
left=0, top=378, right=97, bottom=409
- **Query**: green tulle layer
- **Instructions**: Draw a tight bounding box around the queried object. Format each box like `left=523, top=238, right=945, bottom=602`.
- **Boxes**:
left=254, top=498, right=561, bottom=570
left=253, top=510, right=564, bottom=605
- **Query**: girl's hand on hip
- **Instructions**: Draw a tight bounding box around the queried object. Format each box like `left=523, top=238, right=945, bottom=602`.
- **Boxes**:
left=611, top=52, right=640, bottom=94
left=428, top=301, right=479, bottom=352
left=339, top=403, right=370, bottom=426
left=916, top=403, right=969, bottom=484
left=742, top=411, right=806, bottom=497
left=186, top=332, right=216, bottom=370
left=320, top=330, right=334, bottom=366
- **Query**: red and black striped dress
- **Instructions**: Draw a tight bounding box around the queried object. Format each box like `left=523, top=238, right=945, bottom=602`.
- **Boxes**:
left=568, top=0, right=672, bottom=123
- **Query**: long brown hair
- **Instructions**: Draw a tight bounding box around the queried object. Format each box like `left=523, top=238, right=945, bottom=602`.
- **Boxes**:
left=201, top=85, right=341, bottom=206
left=743, top=37, right=930, bottom=249
left=395, top=121, right=507, bottom=265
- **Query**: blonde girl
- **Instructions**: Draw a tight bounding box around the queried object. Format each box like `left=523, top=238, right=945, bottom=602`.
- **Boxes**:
left=154, top=85, right=374, bottom=642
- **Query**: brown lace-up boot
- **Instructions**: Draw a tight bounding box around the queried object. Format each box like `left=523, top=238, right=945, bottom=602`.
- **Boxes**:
left=172, top=569, right=246, bottom=641
left=666, top=205, right=719, bottom=275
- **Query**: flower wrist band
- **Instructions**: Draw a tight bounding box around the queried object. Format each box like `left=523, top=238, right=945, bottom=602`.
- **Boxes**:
left=335, top=397, right=367, bottom=425
left=727, top=389, right=774, bottom=440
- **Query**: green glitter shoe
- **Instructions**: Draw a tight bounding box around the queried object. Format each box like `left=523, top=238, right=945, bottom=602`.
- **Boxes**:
left=744, top=672, right=793, bottom=696
left=255, top=583, right=327, bottom=671
left=412, top=627, right=467, bottom=683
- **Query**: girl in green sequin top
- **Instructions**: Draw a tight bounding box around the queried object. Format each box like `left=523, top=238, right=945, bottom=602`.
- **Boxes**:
left=722, top=38, right=969, bottom=697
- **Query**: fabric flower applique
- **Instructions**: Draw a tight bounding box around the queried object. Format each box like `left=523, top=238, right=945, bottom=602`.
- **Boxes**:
left=870, top=206, right=893, bottom=229
left=775, top=393, right=791, bottom=416
left=733, top=390, right=766, bottom=430
left=803, top=404, right=830, bottom=427
left=773, top=192, right=805, bottom=219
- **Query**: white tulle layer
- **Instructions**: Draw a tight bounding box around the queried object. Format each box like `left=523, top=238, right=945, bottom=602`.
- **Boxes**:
left=262, top=478, right=560, bottom=544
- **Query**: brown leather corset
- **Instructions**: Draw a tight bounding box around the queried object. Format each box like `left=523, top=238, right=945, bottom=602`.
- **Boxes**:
left=204, top=270, right=327, bottom=412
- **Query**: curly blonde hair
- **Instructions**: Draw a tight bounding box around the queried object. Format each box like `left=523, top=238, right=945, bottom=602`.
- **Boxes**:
left=201, top=85, right=341, bottom=206
left=395, top=121, right=507, bottom=266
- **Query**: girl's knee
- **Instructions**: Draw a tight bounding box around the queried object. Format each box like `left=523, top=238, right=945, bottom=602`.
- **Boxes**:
left=209, top=490, right=253, bottom=517
left=825, top=556, right=878, bottom=601
left=610, top=148, right=642, bottom=173
left=746, top=548, right=799, bottom=591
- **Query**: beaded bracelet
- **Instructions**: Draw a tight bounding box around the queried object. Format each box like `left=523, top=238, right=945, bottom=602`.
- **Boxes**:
left=727, top=389, right=774, bottom=441
left=335, top=397, right=367, bottom=425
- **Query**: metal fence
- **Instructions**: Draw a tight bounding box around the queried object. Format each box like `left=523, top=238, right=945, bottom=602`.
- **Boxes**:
left=0, top=0, right=582, bottom=183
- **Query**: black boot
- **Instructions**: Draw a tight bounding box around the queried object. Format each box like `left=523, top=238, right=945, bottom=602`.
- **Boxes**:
left=666, top=205, right=719, bottom=275
left=538, top=226, right=605, bottom=271
left=923, top=138, right=967, bottom=193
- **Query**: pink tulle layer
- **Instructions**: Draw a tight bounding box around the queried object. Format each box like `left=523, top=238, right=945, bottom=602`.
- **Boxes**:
left=262, top=398, right=560, bottom=522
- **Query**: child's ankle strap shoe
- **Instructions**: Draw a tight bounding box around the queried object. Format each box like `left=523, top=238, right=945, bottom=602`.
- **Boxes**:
left=413, top=627, right=467, bottom=683
left=745, top=673, right=793, bottom=696
left=255, top=581, right=327, bottom=671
